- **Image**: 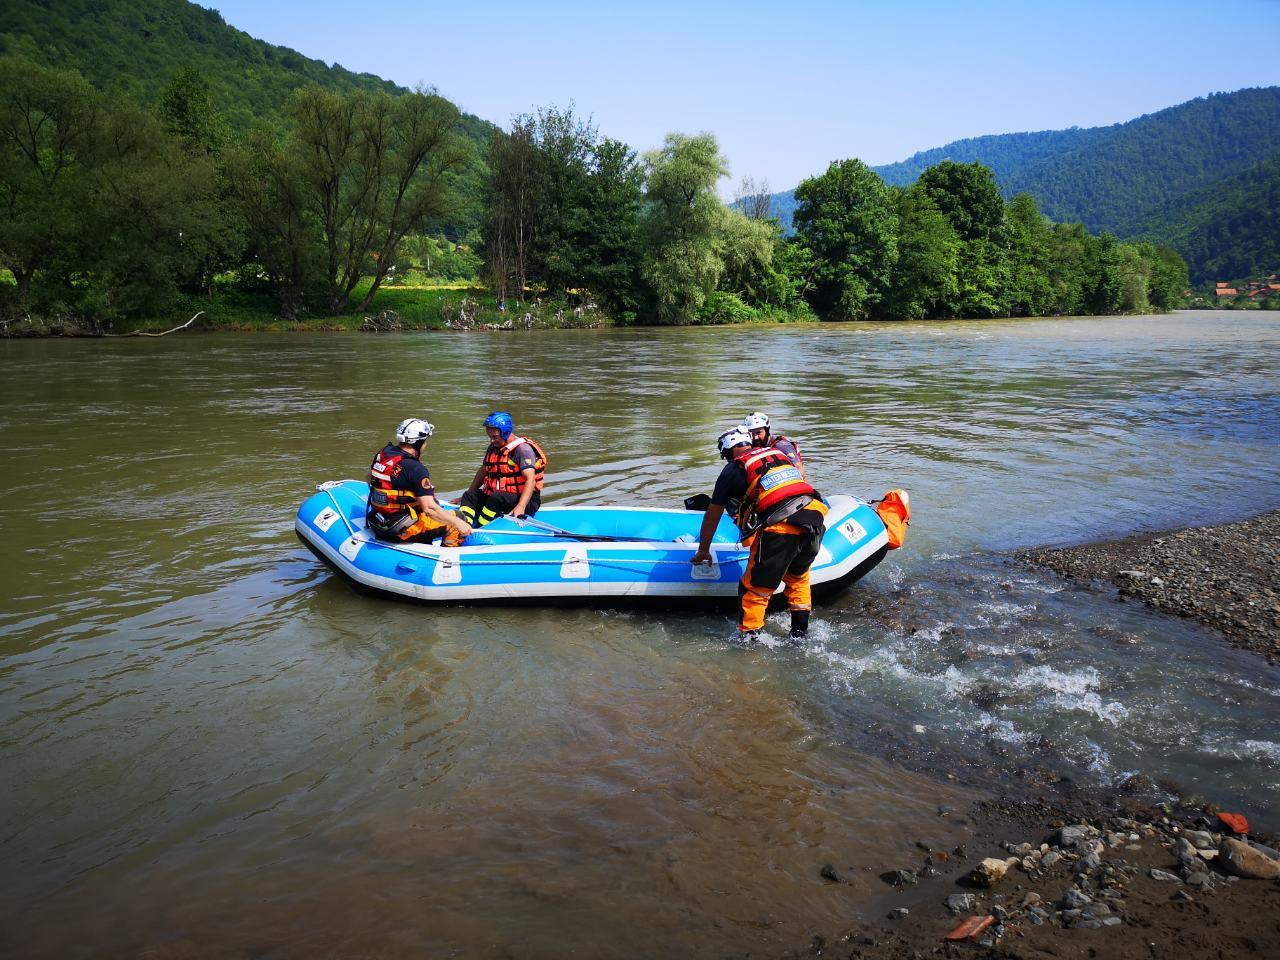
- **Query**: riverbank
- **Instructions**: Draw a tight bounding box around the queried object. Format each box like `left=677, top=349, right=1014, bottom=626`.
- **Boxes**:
left=1018, top=510, right=1280, bottom=662
left=0, top=282, right=816, bottom=337
left=771, top=790, right=1280, bottom=960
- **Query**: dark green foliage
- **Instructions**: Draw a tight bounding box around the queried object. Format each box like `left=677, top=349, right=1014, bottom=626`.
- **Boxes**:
left=883, top=187, right=960, bottom=320
left=0, top=56, right=236, bottom=319
left=483, top=107, right=645, bottom=314
left=1128, top=153, right=1280, bottom=283
left=1010, top=88, right=1280, bottom=234
left=762, top=87, right=1280, bottom=281
left=792, top=159, right=898, bottom=320
left=0, top=0, right=495, bottom=237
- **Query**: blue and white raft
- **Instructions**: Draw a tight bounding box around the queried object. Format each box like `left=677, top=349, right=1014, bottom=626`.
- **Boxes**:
left=295, top=480, right=890, bottom=604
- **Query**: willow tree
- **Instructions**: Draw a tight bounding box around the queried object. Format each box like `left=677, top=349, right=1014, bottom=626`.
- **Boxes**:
left=639, top=132, right=729, bottom=322
left=288, top=86, right=462, bottom=314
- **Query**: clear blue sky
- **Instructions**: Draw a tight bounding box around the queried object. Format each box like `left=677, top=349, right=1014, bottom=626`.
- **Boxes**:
left=210, top=0, right=1280, bottom=194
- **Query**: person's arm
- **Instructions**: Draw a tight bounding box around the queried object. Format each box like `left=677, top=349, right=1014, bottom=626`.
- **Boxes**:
left=418, top=493, right=472, bottom=537
left=690, top=503, right=725, bottom=565
left=511, top=466, right=537, bottom=519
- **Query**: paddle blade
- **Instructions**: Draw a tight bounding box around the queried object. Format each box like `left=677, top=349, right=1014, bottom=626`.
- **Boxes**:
left=684, top=494, right=711, bottom=512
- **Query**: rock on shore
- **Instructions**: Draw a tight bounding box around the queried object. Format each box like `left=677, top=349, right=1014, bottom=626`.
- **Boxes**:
left=1018, top=510, right=1280, bottom=661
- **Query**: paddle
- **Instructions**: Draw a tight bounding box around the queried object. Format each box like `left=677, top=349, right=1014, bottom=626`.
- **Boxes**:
left=510, top=515, right=674, bottom=544
left=683, top=493, right=711, bottom=512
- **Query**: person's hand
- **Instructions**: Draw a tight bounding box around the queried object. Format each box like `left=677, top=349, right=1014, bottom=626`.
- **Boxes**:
left=453, top=519, right=473, bottom=538
left=512, top=513, right=528, bottom=527
left=691, top=547, right=713, bottom=565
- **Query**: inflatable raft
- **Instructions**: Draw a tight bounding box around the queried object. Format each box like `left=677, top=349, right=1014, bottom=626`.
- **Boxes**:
left=295, top=480, right=890, bottom=604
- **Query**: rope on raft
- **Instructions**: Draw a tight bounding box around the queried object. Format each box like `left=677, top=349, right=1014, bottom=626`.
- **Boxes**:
left=317, top=481, right=748, bottom=566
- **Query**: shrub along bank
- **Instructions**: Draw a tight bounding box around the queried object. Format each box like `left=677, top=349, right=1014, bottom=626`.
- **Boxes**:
left=0, top=56, right=1187, bottom=334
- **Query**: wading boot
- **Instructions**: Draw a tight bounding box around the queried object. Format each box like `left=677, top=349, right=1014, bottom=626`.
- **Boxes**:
left=788, top=609, right=810, bottom=645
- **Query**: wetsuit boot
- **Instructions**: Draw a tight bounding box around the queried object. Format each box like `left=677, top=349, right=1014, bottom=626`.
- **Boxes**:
left=788, top=609, right=810, bottom=643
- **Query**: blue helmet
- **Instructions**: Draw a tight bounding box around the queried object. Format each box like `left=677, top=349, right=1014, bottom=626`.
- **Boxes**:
left=484, top=411, right=514, bottom=439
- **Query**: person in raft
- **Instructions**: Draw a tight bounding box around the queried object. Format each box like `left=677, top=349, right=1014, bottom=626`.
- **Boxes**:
left=742, top=411, right=804, bottom=475
left=367, top=418, right=473, bottom=545
left=445, top=411, right=547, bottom=546
left=690, top=427, right=828, bottom=642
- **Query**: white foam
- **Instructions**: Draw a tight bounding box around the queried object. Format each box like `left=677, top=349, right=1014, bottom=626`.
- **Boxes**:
left=1008, top=665, right=1102, bottom=697
left=1239, top=740, right=1280, bottom=763
left=1051, top=691, right=1130, bottom=725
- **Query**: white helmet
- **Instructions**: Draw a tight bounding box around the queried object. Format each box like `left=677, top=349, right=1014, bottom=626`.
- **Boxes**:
left=742, top=411, right=770, bottom=431
left=395, top=417, right=435, bottom=445
left=717, top=427, right=752, bottom=459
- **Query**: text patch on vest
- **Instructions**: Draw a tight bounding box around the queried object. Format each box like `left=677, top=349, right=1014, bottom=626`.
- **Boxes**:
left=758, top=466, right=802, bottom=491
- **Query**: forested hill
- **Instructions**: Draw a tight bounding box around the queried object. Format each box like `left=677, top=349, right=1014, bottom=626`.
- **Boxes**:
left=0, top=0, right=496, bottom=233
left=764, top=87, right=1280, bottom=263
left=1003, top=87, right=1280, bottom=234
left=873, top=126, right=1113, bottom=189
left=1128, top=153, right=1280, bottom=284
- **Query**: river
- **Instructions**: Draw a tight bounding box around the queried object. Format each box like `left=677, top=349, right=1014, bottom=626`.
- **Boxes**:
left=1, top=311, right=1278, bottom=958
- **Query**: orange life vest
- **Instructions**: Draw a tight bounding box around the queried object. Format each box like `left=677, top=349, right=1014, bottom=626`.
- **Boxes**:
left=735, top=445, right=817, bottom=532
left=481, top=435, right=547, bottom=495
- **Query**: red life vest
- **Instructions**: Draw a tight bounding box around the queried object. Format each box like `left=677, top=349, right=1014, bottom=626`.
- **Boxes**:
left=735, top=445, right=817, bottom=530
left=368, top=448, right=421, bottom=517
left=481, top=435, right=547, bottom=495
left=367, top=447, right=439, bottom=541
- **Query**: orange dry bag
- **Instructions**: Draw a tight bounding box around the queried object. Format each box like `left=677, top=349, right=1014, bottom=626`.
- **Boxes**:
left=875, top=489, right=910, bottom=549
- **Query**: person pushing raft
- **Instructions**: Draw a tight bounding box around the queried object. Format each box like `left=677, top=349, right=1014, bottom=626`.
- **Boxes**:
left=690, top=426, right=829, bottom=643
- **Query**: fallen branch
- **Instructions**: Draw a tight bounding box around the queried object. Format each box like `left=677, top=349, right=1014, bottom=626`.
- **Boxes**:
left=101, top=311, right=205, bottom=338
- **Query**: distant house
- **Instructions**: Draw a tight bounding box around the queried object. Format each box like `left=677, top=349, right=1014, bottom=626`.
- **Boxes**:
left=1215, top=287, right=1239, bottom=297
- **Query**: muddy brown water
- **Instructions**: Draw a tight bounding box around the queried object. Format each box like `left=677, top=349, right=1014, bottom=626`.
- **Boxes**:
left=1, top=312, right=1278, bottom=958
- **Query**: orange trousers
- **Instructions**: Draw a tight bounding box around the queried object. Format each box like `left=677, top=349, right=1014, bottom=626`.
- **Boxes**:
left=738, top=521, right=823, bottom=632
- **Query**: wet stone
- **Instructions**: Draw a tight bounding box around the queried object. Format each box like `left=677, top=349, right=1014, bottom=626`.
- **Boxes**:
left=887, top=907, right=909, bottom=920
left=1062, top=888, right=1092, bottom=909
left=880, top=868, right=918, bottom=886
left=945, top=894, right=976, bottom=915
left=1150, top=868, right=1182, bottom=882
left=820, top=864, right=846, bottom=883
left=1185, top=830, right=1216, bottom=849
left=1102, top=916, right=1123, bottom=926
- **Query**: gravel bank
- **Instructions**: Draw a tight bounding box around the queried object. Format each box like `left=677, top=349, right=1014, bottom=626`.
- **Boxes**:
left=1018, top=510, right=1280, bottom=662
left=766, top=793, right=1280, bottom=960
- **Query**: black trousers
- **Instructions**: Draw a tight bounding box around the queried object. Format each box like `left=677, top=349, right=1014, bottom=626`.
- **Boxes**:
left=457, top=488, right=540, bottom=527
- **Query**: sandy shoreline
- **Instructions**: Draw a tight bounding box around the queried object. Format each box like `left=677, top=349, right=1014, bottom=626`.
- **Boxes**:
left=1018, top=510, right=1280, bottom=663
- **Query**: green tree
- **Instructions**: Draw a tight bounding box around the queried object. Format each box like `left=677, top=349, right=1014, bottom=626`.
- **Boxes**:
left=884, top=185, right=960, bottom=319
left=792, top=158, right=898, bottom=320
left=288, top=86, right=462, bottom=314
left=157, top=67, right=229, bottom=158
left=0, top=56, right=99, bottom=307
left=916, top=160, right=1007, bottom=316
left=1003, top=192, right=1053, bottom=316
left=639, top=132, right=729, bottom=322
left=225, top=129, right=321, bottom=318
left=577, top=136, right=644, bottom=314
